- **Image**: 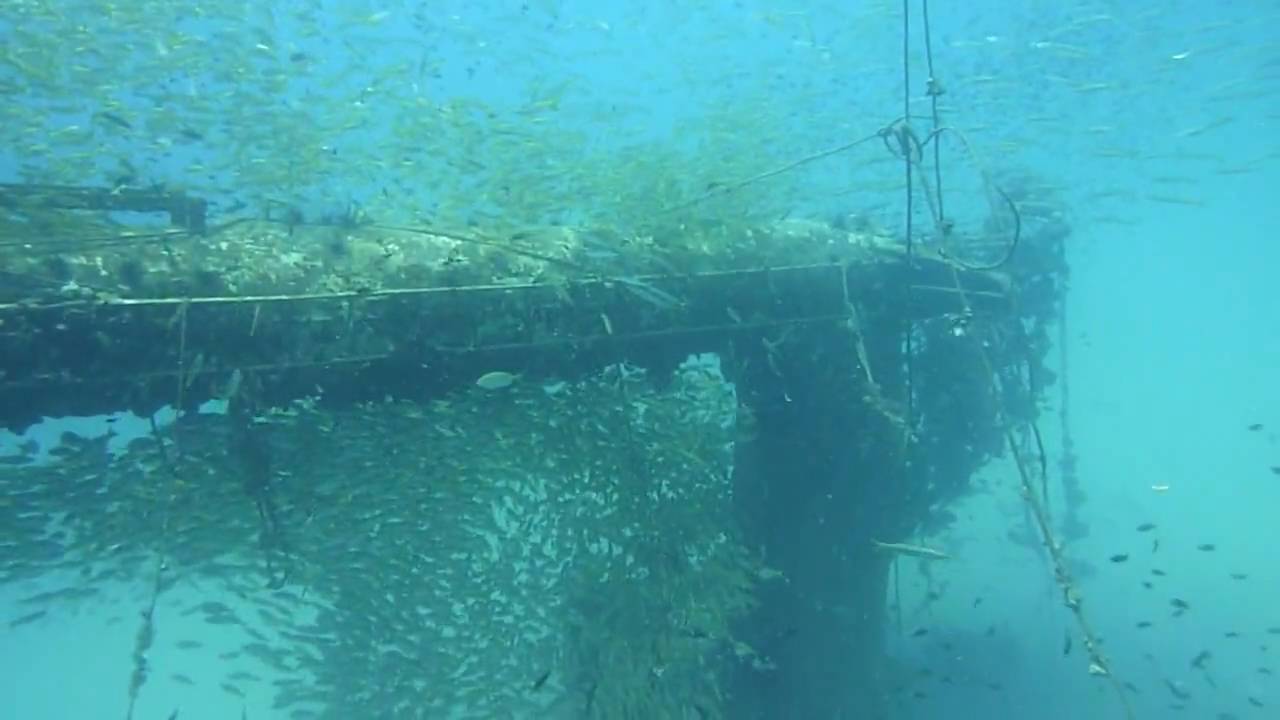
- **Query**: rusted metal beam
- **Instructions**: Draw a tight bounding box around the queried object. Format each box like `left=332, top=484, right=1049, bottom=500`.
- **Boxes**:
left=0, top=183, right=207, bottom=233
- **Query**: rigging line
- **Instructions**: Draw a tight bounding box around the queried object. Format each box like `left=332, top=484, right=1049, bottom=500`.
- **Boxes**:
left=172, top=300, right=189, bottom=457
left=911, top=125, right=1023, bottom=272
left=892, top=1, right=1020, bottom=275
left=938, top=263, right=1134, bottom=720
left=1059, top=321, right=1075, bottom=478
left=901, top=0, right=912, bottom=264
left=922, top=0, right=945, bottom=228
left=908, top=5, right=1124, bottom=711
left=126, top=417, right=177, bottom=720
left=1057, top=252, right=1082, bottom=537
left=919, top=2, right=1017, bottom=273
left=939, top=182, right=1021, bottom=271
left=658, top=132, right=883, bottom=214
left=893, top=557, right=903, bottom=637
left=901, top=0, right=916, bottom=436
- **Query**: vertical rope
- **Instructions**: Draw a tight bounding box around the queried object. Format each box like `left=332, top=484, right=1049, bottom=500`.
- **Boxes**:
left=901, top=0, right=916, bottom=438
left=893, top=558, right=903, bottom=636
left=1058, top=268, right=1084, bottom=540
left=126, top=416, right=177, bottom=720
left=171, top=300, right=189, bottom=457
left=922, top=0, right=944, bottom=227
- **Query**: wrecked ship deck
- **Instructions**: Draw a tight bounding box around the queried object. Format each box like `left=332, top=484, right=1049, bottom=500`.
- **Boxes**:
left=0, top=197, right=1064, bottom=719
left=0, top=214, right=1011, bottom=425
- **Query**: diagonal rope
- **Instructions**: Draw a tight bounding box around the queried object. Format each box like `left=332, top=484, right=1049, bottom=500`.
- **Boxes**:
left=906, top=4, right=1132, bottom=715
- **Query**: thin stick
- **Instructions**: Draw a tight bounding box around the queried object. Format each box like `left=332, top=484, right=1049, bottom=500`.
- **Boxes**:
left=1, top=257, right=959, bottom=312
left=174, top=301, right=188, bottom=417
left=840, top=263, right=877, bottom=388
left=659, top=132, right=884, bottom=214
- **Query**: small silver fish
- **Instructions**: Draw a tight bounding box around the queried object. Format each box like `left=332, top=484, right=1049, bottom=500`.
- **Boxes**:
left=475, top=371, right=519, bottom=390
left=871, top=540, right=950, bottom=561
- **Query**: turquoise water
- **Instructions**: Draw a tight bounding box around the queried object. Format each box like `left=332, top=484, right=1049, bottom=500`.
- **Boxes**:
left=2, top=1, right=1278, bottom=718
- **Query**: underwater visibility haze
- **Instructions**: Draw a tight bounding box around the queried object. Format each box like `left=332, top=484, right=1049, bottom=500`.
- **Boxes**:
left=1, top=1, right=1278, bottom=719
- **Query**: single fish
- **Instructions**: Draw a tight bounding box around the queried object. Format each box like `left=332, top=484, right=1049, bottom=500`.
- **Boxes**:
left=872, top=540, right=950, bottom=561
left=94, top=111, right=133, bottom=130
left=475, top=371, right=519, bottom=390
left=1190, top=650, right=1212, bottom=669
left=530, top=668, right=551, bottom=691
left=183, top=601, right=233, bottom=617
left=614, top=276, right=683, bottom=310
left=8, top=610, right=47, bottom=628
left=1164, top=679, right=1192, bottom=700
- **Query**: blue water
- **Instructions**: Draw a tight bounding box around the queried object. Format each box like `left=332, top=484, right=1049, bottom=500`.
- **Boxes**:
left=2, top=1, right=1278, bottom=718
